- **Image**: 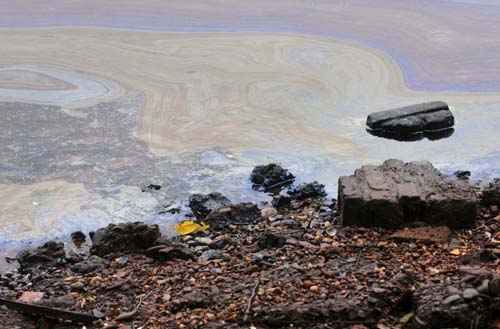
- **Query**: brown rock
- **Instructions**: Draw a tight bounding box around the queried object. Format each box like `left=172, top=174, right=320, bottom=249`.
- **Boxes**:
left=338, top=160, right=477, bottom=228
left=17, top=291, right=44, bottom=304
left=390, top=226, right=451, bottom=243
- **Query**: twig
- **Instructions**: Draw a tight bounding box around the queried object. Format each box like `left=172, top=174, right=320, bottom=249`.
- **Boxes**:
left=354, top=247, right=365, bottom=267
left=243, top=279, right=260, bottom=323
left=0, top=297, right=98, bottom=323
left=116, top=291, right=152, bottom=322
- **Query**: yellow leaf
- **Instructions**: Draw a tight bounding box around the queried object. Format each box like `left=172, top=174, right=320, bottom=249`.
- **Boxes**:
left=450, top=248, right=461, bottom=256
left=176, top=220, right=209, bottom=236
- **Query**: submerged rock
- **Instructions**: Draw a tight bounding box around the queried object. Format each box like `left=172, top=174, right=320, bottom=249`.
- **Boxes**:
left=250, top=163, right=295, bottom=193
left=338, top=159, right=478, bottom=228
left=188, top=192, right=231, bottom=219
left=90, top=222, right=161, bottom=257
left=205, top=203, right=261, bottom=229
left=366, top=101, right=454, bottom=136
left=17, top=241, right=66, bottom=271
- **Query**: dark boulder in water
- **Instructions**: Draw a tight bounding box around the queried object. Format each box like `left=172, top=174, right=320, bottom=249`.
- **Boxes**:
left=250, top=164, right=295, bottom=193
left=188, top=192, right=231, bottom=219
left=366, top=101, right=454, bottom=137
left=90, top=222, right=160, bottom=257
left=338, top=159, right=477, bottom=228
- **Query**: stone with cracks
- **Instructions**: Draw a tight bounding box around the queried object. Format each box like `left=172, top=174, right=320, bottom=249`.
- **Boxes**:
left=338, top=159, right=477, bottom=228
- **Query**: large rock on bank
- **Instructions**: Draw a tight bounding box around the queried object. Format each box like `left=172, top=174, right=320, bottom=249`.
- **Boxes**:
left=366, top=101, right=454, bottom=136
left=338, top=159, right=477, bottom=228
left=90, top=222, right=160, bottom=256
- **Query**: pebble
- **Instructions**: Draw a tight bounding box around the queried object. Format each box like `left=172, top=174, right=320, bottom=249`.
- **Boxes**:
left=442, top=294, right=462, bottom=305
left=462, top=288, right=479, bottom=299
left=477, top=280, right=489, bottom=294
left=261, top=207, right=278, bottom=219
left=199, top=249, right=223, bottom=262
left=447, top=286, right=461, bottom=295
left=195, top=237, right=213, bottom=245
left=309, top=285, right=320, bottom=293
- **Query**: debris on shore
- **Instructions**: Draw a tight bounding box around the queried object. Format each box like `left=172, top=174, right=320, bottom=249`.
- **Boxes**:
left=1, top=160, right=499, bottom=329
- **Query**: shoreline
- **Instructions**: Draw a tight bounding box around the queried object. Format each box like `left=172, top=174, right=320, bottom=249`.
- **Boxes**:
left=1, top=161, right=499, bottom=328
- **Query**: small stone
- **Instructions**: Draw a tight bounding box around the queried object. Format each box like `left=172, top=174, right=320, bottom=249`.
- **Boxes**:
left=199, top=250, right=223, bottom=262
left=477, top=280, right=489, bottom=294
left=447, top=286, right=461, bottom=295
left=70, top=281, right=85, bottom=291
left=309, top=285, right=320, bottom=293
left=442, top=294, right=462, bottom=305
left=462, top=288, right=479, bottom=299
left=194, top=237, right=214, bottom=245
left=261, top=207, right=278, bottom=219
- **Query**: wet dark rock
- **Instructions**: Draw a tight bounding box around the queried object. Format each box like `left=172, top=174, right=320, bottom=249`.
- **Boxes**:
left=146, top=245, right=194, bottom=262
left=70, top=231, right=86, bottom=247
left=288, top=181, right=327, bottom=201
left=205, top=203, right=261, bottom=229
left=257, top=233, right=287, bottom=250
left=481, top=178, right=500, bottom=206
left=90, top=222, right=161, bottom=257
left=188, top=192, right=231, bottom=219
left=250, top=163, right=295, bottom=193
left=67, top=231, right=90, bottom=263
left=366, top=101, right=454, bottom=136
left=16, top=241, right=66, bottom=271
left=71, top=255, right=106, bottom=274
left=272, top=195, right=292, bottom=209
left=454, top=170, right=471, bottom=180
left=338, top=159, right=478, bottom=228
left=141, top=184, right=161, bottom=192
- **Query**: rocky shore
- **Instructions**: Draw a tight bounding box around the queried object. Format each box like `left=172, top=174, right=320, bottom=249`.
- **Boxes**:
left=1, top=160, right=500, bottom=329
